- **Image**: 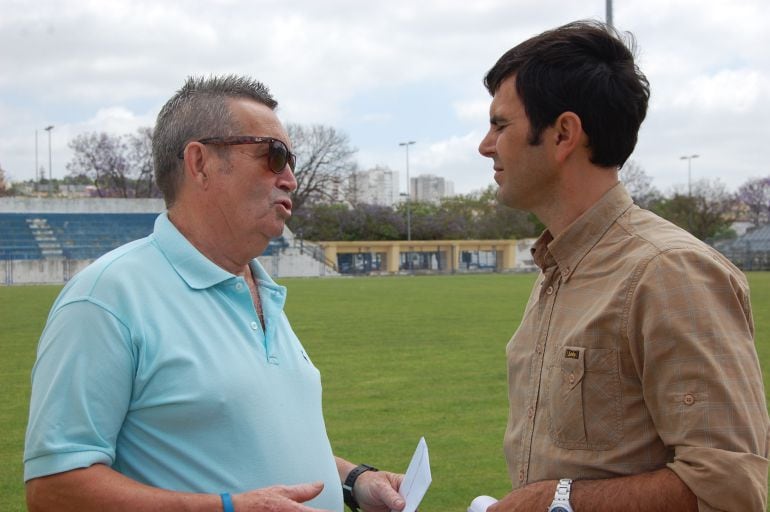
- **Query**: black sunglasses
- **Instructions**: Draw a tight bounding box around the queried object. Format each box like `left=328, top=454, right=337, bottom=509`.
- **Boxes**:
left=177, top=136, right=296, bottom=174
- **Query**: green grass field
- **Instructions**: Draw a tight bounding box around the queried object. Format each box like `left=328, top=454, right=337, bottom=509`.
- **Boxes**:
left=1, top=272, right=768, bottom=511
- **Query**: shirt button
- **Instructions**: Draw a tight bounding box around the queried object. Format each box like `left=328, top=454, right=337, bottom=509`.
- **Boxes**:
left=235, top=282, right=243, bottom=291
left=561, top=267, right=570, bottom=277
left=546, top=286, right=554, bottom=295
left=568, top=373, right=576, bottom=384
left=535, top=344, right=543, bottom=354
left=527, top=406, right=534, bottom=418
left=268, top=356, right=279, bottom=364
left=250, top=321, right=258, bottom=330
left=518, top=469, right=525, bottom=482
left=683, top=393, right=695, bottom=405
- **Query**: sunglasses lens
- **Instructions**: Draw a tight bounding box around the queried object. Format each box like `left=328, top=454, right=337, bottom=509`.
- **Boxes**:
left=268, top=141, right=294, bottom=173
left=287, top=153, right=296, bottom=171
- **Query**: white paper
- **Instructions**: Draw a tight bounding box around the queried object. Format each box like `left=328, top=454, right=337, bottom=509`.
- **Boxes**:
left=393, top=437, right=431, bottom=512
left=467, top=495, right=498, bottom=512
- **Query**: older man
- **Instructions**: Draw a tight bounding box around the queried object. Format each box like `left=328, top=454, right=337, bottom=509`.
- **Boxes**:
left=25, top=75, right=404, bottom=512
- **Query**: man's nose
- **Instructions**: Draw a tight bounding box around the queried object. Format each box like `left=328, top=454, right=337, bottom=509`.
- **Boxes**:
left=479, top=130, right=495, bottom=158
left=277, top=164, right=298, bottom=193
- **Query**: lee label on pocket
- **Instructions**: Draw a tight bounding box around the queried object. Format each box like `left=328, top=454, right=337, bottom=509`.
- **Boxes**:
left=565, top=348, right=580, bottom=359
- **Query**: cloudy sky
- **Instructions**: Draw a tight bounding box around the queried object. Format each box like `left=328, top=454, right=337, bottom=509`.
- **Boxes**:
left=1, top=0, right=768, bottom=196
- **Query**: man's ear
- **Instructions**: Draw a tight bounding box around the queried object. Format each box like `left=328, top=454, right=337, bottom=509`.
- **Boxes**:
left=552, top=111, right=584, bottom=163
left=182, top=142, right=210, bottom=188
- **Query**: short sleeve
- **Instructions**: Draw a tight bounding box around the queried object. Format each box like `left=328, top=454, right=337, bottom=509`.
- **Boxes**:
left=24, top=299, right=135, bottom=481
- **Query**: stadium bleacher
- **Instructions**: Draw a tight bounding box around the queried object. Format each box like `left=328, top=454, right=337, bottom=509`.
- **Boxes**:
left=0, top=212, right=289, bottom=261
left=0, top=213, right=43, bottom=260
left=0, top=213, right=156, bottom=261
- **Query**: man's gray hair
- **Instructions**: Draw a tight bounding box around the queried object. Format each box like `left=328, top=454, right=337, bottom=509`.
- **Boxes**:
left=152, top=75, right=277, bottom=206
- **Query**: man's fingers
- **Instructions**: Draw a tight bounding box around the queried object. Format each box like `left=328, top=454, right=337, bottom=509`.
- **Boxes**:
left=274, top=481, right=325, bottom=503
left=235, top=482, right=329, bottom=511
left=380, top=471, right=406, bottom=510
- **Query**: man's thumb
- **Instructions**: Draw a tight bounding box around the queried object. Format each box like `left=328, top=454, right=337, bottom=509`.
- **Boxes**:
left=281, top=481, right=325, bottom=503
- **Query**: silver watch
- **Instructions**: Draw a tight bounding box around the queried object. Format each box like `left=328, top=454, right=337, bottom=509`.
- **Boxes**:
left=547, top=478, right=574, bottom=512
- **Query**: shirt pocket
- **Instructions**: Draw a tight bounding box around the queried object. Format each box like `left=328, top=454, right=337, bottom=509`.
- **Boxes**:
left=546, top=346, right=622, bottom=450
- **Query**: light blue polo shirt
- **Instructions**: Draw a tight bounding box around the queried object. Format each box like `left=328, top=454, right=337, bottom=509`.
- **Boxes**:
left=24, top=213, right=342, bottom=511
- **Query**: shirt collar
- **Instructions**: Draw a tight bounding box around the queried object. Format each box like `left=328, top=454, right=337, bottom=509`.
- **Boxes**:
left=531, top=183, right=634, bottom=281
left=250, top=258, right=287, bottom=310
left=152, top=212, right=242, bottom=290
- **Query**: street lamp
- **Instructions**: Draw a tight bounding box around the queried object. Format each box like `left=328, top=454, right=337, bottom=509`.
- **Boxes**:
left=680, top=154, right=699, bottom=197
left=45, top=125, right=54, bottom=195
left=399, top=141, right=416, bottom=241
left=35, top=129, right=39, bottom=192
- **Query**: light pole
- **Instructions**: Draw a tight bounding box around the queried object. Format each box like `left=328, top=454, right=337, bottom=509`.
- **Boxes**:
left=35, top=129, right=39, bottom=192
left=399, top=141, right=416, bottom=241
left=45, top=125, right=54, bottom=195
left=680, top=154, right=699, bottom=197
left=606, top=0, right=613, bottom=27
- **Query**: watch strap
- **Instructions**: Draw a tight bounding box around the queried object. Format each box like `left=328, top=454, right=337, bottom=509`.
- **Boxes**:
left=343, top=464, right=379, bottom=511
left=547, top=478, right=574, bottom=512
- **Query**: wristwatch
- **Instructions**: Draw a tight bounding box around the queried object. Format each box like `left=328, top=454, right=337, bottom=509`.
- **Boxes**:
left=547, top=478, right=574, bottom=512
left=342, top=463, right=379, bottom=511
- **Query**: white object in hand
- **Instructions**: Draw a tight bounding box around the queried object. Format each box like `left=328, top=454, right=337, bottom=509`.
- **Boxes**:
left=393, top=437, right=431, bottom=512
left=468, top=495, right=498, bottom=512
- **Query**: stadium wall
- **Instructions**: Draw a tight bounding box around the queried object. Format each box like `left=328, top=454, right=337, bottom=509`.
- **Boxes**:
left=3, top=258, right=92, bottom=285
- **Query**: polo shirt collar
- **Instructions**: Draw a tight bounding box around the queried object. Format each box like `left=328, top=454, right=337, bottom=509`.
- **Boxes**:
left=152, top=212, right=238, bottom=290
left=533, top=183, right=634, bottom=281
left=250, top=258, right=287, bottom=309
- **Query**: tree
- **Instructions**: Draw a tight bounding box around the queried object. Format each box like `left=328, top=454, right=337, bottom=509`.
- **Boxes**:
left=620, top=160, right=660, bottom=208
left=737, top=176, right=770, bottom=227
left=0, top=162, right=8, bottom=196
left=286, top=124, right=357, bottom=213
left=127, top=127, right=157, bottom=198
left=397, top=201, right=447, bottom=240
left=289, top=203, right=402, bottom=241
left=66, top=128, right=158, bottom=198
left=341, top=204, right=403, bottom=240
left=652, top=179, right=735, bottom=240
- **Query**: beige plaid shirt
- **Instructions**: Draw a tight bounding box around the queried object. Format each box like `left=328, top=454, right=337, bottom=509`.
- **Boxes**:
left=505, top=183, right=769, bottom=511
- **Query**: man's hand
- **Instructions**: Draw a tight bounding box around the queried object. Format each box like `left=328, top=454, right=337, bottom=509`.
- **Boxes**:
left=353, top=470, right=405, bottom=512
left=233, top=482, right=331, bottom=511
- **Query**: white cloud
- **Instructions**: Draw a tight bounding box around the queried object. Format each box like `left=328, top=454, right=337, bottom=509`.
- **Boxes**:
left=0, top=0, right=768, bottom=197
left=669, top=69, right=768, bottom=113
left=453, top=98, right=490, bottom=123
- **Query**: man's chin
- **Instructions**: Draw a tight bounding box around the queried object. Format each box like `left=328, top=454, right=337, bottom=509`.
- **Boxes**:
left=495, top=188, right=507, bottom=204
left=495, top=189, right=520, bottom=209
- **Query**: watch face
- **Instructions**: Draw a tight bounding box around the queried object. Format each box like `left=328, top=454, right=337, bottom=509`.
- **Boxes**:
left=550, top=508, right=570, bottom=512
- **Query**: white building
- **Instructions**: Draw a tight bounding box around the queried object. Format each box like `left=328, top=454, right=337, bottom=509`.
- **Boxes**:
left=349, top=166, right=399, bottom=206
left=410, top=174, right=455, bottom=204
